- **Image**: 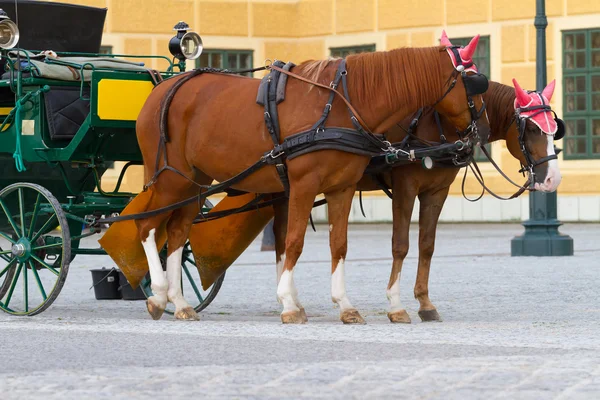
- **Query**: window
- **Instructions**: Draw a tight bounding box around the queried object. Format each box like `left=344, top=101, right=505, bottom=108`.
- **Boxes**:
left=99, top=45, right=113, bottom=55
left=563, top=29, right=600, bottom=159
left=197, top=49, right=253, bottom=77
left=330, top=44, right=376, bottom=58
left=454, top=36, right=491, bottom=162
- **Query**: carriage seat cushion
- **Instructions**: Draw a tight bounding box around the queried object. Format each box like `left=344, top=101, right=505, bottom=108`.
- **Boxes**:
left=4, top=50, right=152, bottom=82
left=44, top=86, right=90, bottom=140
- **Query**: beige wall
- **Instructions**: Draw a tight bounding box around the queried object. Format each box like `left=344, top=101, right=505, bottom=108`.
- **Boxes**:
left=50, top=0, right=600, bottom=195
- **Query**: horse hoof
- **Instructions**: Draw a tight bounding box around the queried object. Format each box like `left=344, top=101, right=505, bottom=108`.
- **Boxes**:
left=281, top=310, right=306, bottom=324
left=146, top=299, right=165, bottom=320
left=175, top=307, right=200, bottom=321
left=418, top=309, right=442, bottom=322
left=299, top=307, right=308, bottom=323
left=388, top=309, right=411, bottom=324
left=340, top=309, right=366, bottom=325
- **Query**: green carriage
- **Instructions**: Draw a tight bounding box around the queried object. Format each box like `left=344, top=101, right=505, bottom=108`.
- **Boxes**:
left=0, top=0, right=224, bottom=315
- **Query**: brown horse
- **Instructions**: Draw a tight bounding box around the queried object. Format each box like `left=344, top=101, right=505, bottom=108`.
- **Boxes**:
left=135, top=35, right=490, bottom=323
left=273, top=79, right=562, bottom=323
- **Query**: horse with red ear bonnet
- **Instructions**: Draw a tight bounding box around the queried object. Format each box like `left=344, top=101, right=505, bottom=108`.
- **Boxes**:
left=511, top=78, right=562, bottom=192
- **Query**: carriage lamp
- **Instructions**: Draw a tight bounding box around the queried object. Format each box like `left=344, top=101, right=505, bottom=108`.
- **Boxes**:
left=0, top=9, right=19, bottom=50
left=169, top=21, right=202, bottom=70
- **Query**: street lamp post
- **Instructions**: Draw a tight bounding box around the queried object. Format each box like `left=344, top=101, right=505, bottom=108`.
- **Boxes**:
left=511, top=0, right=574, bottom=256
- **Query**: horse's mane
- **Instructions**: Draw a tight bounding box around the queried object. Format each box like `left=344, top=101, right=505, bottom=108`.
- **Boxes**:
left=346, top=47, right=445, bottom=112
left=293, top=47, right=445, bottom=113
left=295, top=58, right=341, bottom=86
left=483, top=81, right=517, bottom=140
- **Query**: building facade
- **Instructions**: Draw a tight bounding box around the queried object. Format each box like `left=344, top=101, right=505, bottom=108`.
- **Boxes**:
left=59, top=0, right=600, bottom=222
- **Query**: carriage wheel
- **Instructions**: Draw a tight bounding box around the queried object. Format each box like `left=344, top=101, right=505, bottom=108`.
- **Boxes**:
left=0, top=183, right=70, bottom=316
left=140, top=242, right=225, bottom=315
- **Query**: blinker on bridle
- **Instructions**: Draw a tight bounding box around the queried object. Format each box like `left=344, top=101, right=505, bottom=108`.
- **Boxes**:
left=433, top=45, right=489, bottom=146
left=515, top=91, right=565, bottom=179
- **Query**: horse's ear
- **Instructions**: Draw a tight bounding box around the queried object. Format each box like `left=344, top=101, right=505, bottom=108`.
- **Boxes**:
left=461, top=34, right=480, bottom=60
left=512, top=78, right=531, bottom=106
left=440, top=30, right=452, bottom=47
left=542, top=79, right=556, bottom=102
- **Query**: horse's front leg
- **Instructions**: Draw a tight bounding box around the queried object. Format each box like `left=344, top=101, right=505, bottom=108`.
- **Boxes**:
left=415, top=186, right=450, bottom=322
left=387, top=169, right=418, bottom=323
left=277, top=185, right=317, bottom=324
left=137, top=193, right=174, bottom=320
left=325, top=185, right=364, bottom=324
left=273, top=197, right=307, bottom=322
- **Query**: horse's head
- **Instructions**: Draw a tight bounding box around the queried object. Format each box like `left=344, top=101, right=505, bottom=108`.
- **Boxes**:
left=433, top=31, right=490, bottom=145
left=505, top=79, right=563, bottom=192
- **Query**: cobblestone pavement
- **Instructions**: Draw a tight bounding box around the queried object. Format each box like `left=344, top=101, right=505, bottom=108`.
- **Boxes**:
left=0, top=223, right=599, bottom=399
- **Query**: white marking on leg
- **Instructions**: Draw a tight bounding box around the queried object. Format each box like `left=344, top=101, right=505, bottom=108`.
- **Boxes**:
left=141, top=228, right=167, bottom=307
left=331, top=258, right=354, bottom=311
left=277, top=269, right=300, bottom=314
left=386, top=273, right=403, bottom=312
left=275, top=254, right=285, bottom=304
left=276, top=254, right=285, bottom=285
left=166, top=246, right=191, bottom=311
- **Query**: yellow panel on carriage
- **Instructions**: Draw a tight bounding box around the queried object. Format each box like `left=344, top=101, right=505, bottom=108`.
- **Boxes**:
left=97, top=79, right=154, bottom=121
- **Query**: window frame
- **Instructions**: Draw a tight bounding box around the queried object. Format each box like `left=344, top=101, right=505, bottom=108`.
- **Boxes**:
left=329, top=44, right=376, bottom=59
left=196, top=49, right=254, bottom=77
left=562, top=28, right=600, bottom=160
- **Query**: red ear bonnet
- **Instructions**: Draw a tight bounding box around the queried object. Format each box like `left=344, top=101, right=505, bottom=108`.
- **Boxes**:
left=442, top=32, right=480, bottom=73
left=512, top=78, right=531, bottom=106
left=512, top=78, right=558, bottom=135
left=542, top=79, right=556, bottom=102
left=440, top=30, right=453, bottom=47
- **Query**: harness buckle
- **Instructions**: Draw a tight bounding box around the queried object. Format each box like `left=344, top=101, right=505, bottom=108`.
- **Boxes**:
left=269, top=149, right=284, bottom=159
left=264, top=111, right=271, bottom=119
left=325, top=103, right=332, bottom=111
left=329, top=81, right=338, bottom=89
left=408, top=150, right=416, bottom=162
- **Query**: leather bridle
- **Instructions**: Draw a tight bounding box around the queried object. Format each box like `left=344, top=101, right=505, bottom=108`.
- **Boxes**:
left=435, top=46, right=489, bottom=145
left=514, top=91, right=565, bottom=178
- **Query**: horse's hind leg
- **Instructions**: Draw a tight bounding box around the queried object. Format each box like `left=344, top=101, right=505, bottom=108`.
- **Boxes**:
left=273, top=198, right=307, bottom=322
left=414, top=187, right=449, bottom=322
left=166, top=202, right=201, bottom=321
left=325, top=186, right=365, bottom=324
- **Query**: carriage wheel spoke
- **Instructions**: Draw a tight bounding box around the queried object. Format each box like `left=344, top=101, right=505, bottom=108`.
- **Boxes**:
left=29, top=261, right=47, bottom=300
left=30, top=254, right=59, bottom=276
left=182, top=262, right=203, bottom=303
left=30, top=215, right=57, bottom=244
left=4, top=263, right=23, bottom=309
left=32, top=242, right=63, bottom=251
left=0, top=257, right=17, bottom=279
left=22, top=259, right=28, bottom=312
left=18, top=188, right=26, bottom=238
left=28, top=194, right=42, bottom=239
left=0, top=249, right=12, bottom=255
left=0, top=253, right=10, bottom=262
left=0, top=231, right=15, bottom=244
left=0, top=198, right=21, bottom=238
left=0, top=301, right=13, bottom=312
